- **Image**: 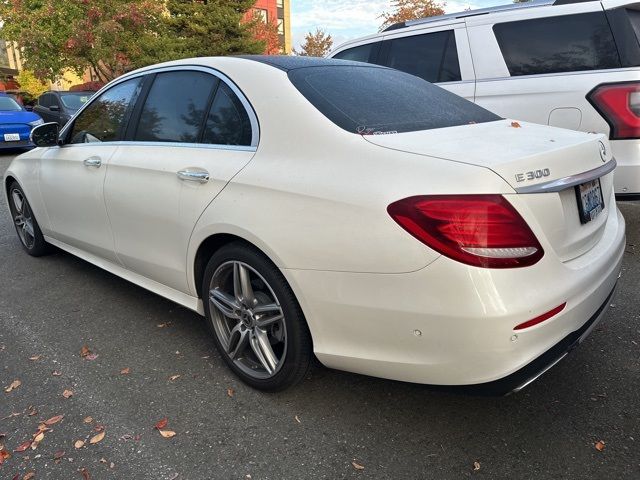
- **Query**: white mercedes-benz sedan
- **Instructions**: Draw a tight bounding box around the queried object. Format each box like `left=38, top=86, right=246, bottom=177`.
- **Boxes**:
left=4, top=56, right=625, bottom=394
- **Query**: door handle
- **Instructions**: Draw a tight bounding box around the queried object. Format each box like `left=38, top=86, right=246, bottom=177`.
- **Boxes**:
left=177, top=169, right=210, bottom=183
left=83, top=156, right=102, bottom=168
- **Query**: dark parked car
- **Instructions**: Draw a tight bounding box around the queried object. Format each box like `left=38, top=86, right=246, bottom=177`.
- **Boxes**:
left=33, top=91, right=94, bottom=126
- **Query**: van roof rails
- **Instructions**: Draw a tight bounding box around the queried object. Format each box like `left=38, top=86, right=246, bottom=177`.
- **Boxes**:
left=382, top=0, right=594, bottom=32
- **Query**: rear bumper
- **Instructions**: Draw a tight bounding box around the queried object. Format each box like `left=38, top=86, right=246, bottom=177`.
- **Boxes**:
left=283, top=206, right=625, bottom=391
left=446, top=283, right=616, bottom=395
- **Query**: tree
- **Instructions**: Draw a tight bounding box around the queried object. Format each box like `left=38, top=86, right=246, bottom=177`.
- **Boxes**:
left=0, top=0, right=166, bottom=83
left=247, top=11, right=281, bottom=55
left=380, top=0, right=446, bottom=31
left=294, top=28, right=333, bottom=57
left=15, top=70, right=48, bottom=97
left=160, top=0, right=266, bottom=61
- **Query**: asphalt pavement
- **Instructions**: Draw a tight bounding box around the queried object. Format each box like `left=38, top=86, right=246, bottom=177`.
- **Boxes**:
left=0, top=151, right=638, bottom=480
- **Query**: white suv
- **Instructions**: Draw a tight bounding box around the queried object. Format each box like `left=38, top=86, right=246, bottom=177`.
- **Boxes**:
left=329, top=0, right=640, bottom=198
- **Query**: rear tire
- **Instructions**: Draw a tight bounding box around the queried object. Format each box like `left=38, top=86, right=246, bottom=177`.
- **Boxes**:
left=7, top=181, right=52, bottom=257
left=202, top=242, right=313, bottom=391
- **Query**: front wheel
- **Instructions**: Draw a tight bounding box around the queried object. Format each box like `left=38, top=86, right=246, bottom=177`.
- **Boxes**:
left=7, top=181, right=52, bottom=256
left=202, top=243, right=313, bottom=391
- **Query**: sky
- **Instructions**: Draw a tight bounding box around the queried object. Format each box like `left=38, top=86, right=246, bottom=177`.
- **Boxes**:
left=290, top=0, right=507, bottom=51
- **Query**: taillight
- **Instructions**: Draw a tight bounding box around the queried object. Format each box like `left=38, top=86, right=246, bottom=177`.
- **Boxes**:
left=588, top=82, right=640, bottom=139
left=387, top=195, right=544, bottom=268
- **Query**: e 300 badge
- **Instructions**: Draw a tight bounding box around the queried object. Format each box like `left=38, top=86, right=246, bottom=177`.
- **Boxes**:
left=515, top=168, right=551, bottom=183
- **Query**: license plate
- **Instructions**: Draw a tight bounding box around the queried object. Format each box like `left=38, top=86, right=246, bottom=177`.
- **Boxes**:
left=575, top=178, right=604, bottom=224
left=3, top=133, right=20, bottom=141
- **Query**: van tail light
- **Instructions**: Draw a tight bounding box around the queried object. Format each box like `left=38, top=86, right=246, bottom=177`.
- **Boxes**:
left=588, top=82, right=640, bottom=139
left=387, top=195, right=544, bottom=268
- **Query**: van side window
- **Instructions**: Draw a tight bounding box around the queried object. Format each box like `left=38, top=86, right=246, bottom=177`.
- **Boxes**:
left=332, top=42, right=381, bottom=63
left=494, top=12, right=621, bottom=76
left=381, top=30, right=461, bottom=83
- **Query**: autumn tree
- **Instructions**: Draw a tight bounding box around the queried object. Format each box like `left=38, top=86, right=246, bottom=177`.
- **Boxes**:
left=248, top=11, right=281, bottom=55
left=294, top=28, right=334, bottom=57
left=15, top=70, right=48, bottom=97
left=380, top=0, right=446, bottom=31
left=0, top=0, right=165, bottom=83
left=160, top=0, right=266, bottom=61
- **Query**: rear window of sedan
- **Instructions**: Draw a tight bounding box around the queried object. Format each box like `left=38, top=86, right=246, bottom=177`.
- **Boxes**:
left=287, top=65, right=500, bottom=135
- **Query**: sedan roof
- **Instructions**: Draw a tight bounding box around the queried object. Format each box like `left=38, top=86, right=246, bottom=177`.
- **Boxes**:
left=237, top=55, right=386, bottom=72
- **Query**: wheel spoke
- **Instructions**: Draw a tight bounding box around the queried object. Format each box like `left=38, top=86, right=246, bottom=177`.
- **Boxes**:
left=209, top=288, right=240, bottom=319
left=254, top=303, right=283, bottom=328
left=11, top=191, right=23, bottom=214
left=228, top=324, right=249, bottom=360
left=234, top=262, right=255, bottom=306
left=23, top=220, right=35, bottom=238
left=250, top=328, right=278, bottom=374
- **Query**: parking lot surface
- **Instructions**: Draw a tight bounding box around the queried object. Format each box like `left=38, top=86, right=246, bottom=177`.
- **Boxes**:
left=0, top=151, right=639, bottom=479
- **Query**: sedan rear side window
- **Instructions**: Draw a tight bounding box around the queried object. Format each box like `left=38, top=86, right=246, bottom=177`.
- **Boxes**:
left=70, top=77, right=142, bottom=144
left=202, top=83, right=252, bottom=146
left=135, top=71, right=218, bottom=143
left=381, top=30, right=461, bottom=83
left=494, top=12, right=621, bottom=76
left=288, top=65, right=499, bottom=134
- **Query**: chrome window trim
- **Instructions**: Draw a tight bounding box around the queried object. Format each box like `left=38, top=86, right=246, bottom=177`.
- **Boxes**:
left=60, top=140, right=256, bottom=153
left=514, top=158, right=617, bottom=194
left=59, top=64, right=260, bottom=149
left=476, top=66, right=640, bottom=83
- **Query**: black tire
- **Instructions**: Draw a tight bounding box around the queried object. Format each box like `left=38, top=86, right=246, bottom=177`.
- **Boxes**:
left=7, top=181, right=53, bottom=257
left=202, top=242, right=313, bottom=391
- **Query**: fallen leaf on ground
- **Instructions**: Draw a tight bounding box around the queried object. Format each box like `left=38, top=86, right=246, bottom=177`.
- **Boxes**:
left=23, top=472, right=35, bottom=480
left=33, top=432, right=45, bottom=444
left=510, top=121, right=521, bottom=128
left=83, top=416, right=93, bottom=424
left=0, top=447, right=11, bottom=464
left=28, top=355, right=41, bottom=361
left=5, top=380, right=21, bottom=393
left=474, top=461, right=481, bottom=471
left=52, top=370, right=62, bottom=376
left=227, top=388, right=235, bottom=397
left=120, top=368, right=130, bottom=375
left=74, top=440, right=85, bottom=449
left=294, top=415, right=301, bottom=423
left=93, top=424, right=104, bottom=432
left=79, top=467, right=91, bottom=480
left=99, top=458, right=106, bottom=463
left=80, top=345, right=91, bottom=358
left=85, top=354, right=98, bottom=361
left=169, top=375, right=180, bottom=381
left=14, top=441, right=31, bottom=452
left=63, top=389, right=74, bottom=399
left=352, top=461, right=365, bottom=471
left=157, top=322, right=172, bottom=328
left=158, top=429, right=176, bottom=439
left=27, top=406, right=37, bottom=416
left=89, top=431, right=105, bottom=445
left=44, top=415, right=64, bottom=426
left=154, top=418, right=168, bottom=430
left=54, top=450, right=65, bottom=463
left=595, top=440, right=606, bottom=451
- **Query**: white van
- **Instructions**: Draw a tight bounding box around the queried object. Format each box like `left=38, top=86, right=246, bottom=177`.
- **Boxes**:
left=329, top=0, right=640, bottom=198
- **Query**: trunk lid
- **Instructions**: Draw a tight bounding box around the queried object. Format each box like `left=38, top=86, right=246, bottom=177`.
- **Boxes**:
left=364, top=120, right=616, bottom=262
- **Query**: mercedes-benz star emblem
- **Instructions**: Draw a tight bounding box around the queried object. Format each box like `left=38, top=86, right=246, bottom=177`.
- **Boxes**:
left=598, top=141, right=607, bottom=162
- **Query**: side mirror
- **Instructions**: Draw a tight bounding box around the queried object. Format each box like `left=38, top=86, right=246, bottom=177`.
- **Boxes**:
left=49, top=105, right=60, bottom=112
left=30, top=122, right=60, bottom=147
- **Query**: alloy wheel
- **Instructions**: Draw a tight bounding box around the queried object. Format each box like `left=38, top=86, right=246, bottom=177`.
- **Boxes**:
left=208, top=261, right=287, bottom=379
left=10, top=188, right=35, bottom=249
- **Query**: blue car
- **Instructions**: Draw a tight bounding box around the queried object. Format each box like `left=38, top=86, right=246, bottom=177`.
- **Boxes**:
left=0, top=92, right=44, bottom=149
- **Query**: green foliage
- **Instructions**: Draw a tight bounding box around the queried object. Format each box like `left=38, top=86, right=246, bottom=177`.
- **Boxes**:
left=158, top=0, right=266, bottom=61
left=0, top=0, right=267, bottom=83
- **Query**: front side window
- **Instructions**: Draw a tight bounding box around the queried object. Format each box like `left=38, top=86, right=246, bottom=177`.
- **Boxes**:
left=332, top=42, right=381, bottom=63
left=134, top=71, right=218, bottom=143
left=494, top=12, right=621, bottom=76
left=70, top=77, right=142, bottom=143
left=60, top=93, right=91, bottom=111
left=202, top=83, right=252, bottom=146
left=382, top=30, right=461, bottom=83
